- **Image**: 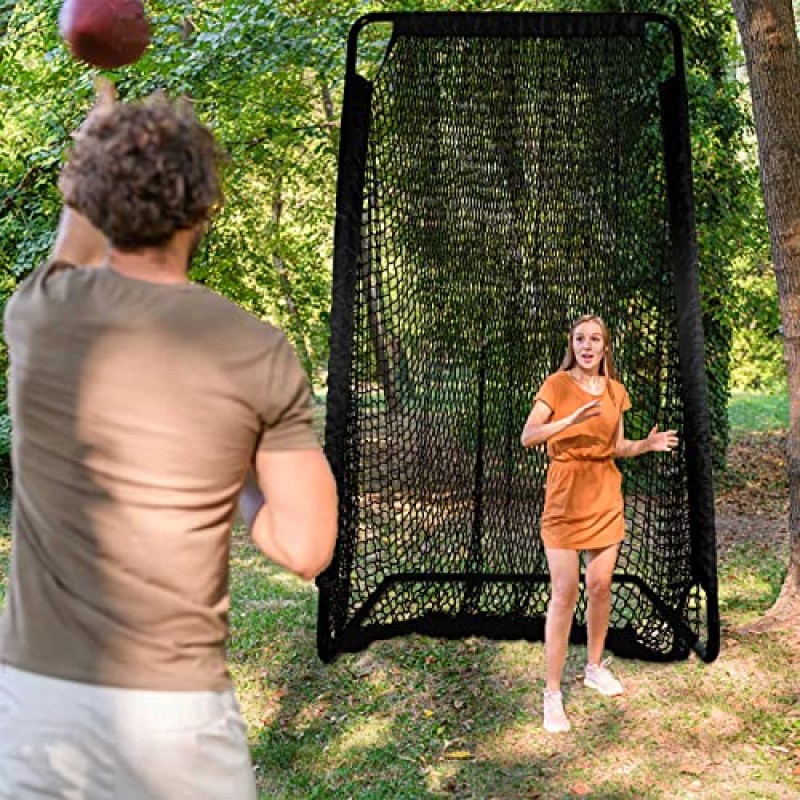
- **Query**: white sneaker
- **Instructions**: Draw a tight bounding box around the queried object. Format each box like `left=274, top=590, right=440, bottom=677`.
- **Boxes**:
left=543, top=689, right=571, bottom=733
left=584, top=658, right=624, bottom=696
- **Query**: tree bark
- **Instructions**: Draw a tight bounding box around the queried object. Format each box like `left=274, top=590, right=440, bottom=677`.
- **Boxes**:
left=320, top=81, right=338, bottom=148
left=731, top=0, right=800, bottom=631
left=271, top=175, right=313, bottom=375
left=364, top=189, right=399, bottom=413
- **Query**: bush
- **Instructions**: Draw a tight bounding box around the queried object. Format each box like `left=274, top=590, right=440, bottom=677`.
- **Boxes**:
left=730, top=260, right=784, bottom=392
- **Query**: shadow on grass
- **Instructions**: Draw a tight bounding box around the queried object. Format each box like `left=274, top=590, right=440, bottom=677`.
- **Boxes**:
left=239, top=625, right=658, bottom=799
left=227, top=539, right=685, bottom=799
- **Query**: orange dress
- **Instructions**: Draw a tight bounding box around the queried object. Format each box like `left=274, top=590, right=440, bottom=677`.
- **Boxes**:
left=534, top=371, right=631, bottom=550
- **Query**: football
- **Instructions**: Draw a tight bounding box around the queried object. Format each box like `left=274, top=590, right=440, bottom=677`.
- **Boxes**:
left=59, top=0, right=151, bottom=69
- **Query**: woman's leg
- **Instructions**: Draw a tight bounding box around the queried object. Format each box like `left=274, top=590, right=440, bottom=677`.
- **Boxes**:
left=584, top=542, right=620, bottom=666
left=544, top=547, right=580, bottom=691
left=583, top=543, right=624, bottom=696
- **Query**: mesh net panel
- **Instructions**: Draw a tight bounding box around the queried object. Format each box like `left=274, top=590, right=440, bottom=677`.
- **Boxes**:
left=319, top=13, right=719, bottom=664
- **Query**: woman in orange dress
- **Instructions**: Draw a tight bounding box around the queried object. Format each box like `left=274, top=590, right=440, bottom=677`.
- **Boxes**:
left=521, top=314, right=677, bottom=733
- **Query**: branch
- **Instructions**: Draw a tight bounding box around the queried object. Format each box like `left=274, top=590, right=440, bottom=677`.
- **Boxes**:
left=0, top=165, right=47, bottom=217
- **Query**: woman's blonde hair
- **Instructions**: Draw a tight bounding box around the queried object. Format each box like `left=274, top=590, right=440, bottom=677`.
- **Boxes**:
left=558, top=314, right=619, bottom=380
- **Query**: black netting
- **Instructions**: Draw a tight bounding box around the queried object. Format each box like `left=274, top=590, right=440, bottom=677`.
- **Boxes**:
left=318, top=13, right=719, bottom=664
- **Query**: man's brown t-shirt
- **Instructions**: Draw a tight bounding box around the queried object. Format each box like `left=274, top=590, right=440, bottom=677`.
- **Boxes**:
left=0, top=264, right=320, bottom=690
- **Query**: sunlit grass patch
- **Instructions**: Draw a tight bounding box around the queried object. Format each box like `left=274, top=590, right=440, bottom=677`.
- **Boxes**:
left=728, top=390, right=789, bottom=432
left=718, top=543, right=787, bottom=626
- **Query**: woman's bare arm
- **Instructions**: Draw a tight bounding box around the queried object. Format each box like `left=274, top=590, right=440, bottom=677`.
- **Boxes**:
left=520, top=398, right=602, bottom=448
left=615, top=416, right=678, bottom=458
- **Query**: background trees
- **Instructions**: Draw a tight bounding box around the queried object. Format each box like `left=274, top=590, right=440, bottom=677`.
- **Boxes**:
left=0, top=0, right=776, bottom=385
left=0, top=0, right=786, bottom=526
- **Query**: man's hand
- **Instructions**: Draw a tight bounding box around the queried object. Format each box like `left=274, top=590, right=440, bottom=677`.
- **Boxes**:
left=73, top=77, right=117, bottom=141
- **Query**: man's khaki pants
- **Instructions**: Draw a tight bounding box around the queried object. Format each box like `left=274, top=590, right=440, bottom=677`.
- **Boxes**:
left=0, top=664, right=258, bottom=800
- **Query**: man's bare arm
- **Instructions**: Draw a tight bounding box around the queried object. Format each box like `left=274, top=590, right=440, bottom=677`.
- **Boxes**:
left=241, top=449, right=337, bottom=581
left=50, top=206, right=108, bottom=267
left=50, top=79, right=116, bottom=267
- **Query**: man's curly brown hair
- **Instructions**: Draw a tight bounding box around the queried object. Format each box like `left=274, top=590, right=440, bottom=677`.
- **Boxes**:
left=60, top=94, right=224, bottom=250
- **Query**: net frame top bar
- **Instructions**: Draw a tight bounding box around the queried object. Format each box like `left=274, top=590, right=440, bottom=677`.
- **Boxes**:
left=347, top=12, right=685, bottom=83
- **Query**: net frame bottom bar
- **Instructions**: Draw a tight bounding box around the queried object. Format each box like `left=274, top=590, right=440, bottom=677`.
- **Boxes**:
left=323, top=572, right=712, bottom=663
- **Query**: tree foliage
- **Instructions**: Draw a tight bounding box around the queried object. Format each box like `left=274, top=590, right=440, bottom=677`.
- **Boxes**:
left=0, top=0, right=778, bottom=462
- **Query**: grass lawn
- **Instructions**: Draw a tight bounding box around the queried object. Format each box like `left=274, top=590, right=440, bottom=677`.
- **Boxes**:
left=728, top=390, right=788, bottom=432
left=0, top=396, right=797, bottom=799
left=221, top=532, right=797, bottom=800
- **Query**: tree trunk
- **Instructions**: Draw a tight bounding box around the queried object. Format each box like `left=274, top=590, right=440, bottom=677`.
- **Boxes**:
left=320, top=81, right=338, bottom=149
left=731, top=0, right=800, bottom=631
left=364, top=189, right=400, bottom=413
left=271, top=175, right=313, bottom=376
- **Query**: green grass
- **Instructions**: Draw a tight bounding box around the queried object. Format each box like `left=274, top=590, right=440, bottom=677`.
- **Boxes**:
left=225, top=528, right=795, bottom=799
left=718, top=544, right=787, bottom=622
left=728, top=390, right=789, bottom=432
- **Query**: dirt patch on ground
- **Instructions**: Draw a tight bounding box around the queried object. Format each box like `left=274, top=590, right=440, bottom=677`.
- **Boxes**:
left=715, top=431, right=789, bottom=556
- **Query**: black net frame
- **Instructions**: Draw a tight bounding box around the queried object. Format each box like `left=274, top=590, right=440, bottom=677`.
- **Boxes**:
left=318, top=12, right=719, bottom=664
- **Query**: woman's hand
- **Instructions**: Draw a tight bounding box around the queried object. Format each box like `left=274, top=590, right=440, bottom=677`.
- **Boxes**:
left=646, top=425, right=679, bottom=452
left=568, top=399, right=602, bottom=426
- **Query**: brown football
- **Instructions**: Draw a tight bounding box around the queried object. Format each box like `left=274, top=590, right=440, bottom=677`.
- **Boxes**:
left=59, top=0, right=151, bottom=69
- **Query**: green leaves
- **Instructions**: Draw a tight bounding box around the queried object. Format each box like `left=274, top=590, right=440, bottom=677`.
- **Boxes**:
left=0, top=0, right=350, bottom=382
left=0, top=0, right=778, bottom=405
